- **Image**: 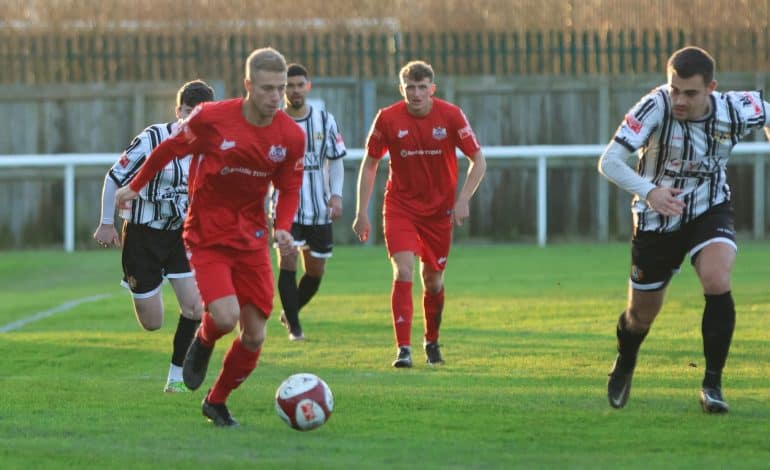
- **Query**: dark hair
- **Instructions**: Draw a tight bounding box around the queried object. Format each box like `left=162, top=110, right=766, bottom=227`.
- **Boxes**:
left=399, top=60, right=435, bottom=83
left=177, top=80, right=215, bottom=107
left=287, top=63, right=309, bottom=79
left=667, top=47, right=715, bottom=84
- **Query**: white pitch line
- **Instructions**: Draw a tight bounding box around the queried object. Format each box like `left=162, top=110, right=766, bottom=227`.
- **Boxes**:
left=0, top=294, right=113, bottom=333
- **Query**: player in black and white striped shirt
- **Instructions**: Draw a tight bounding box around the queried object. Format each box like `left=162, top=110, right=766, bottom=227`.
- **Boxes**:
left=272, top=64, right=346, bottom=341
left=599, top=47, right=770, bottom=413
left=93, top=80, right=214, bottom=392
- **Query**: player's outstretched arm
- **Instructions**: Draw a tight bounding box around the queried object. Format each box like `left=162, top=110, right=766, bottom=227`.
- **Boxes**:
left=454, top=151, right=487, bottom=226
left=352, top=155, right=379, bottom=242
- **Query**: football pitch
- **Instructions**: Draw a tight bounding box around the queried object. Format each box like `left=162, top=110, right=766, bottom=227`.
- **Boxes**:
left=1, top=243, right=769, bottom=469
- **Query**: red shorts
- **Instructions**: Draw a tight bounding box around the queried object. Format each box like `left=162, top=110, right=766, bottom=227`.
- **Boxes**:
left=186, top=245, right=274, bottom=316
left=383, top=207, right=452, bottom=272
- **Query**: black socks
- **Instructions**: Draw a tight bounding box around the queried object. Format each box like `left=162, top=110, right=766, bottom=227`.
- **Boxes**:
left=702, top=291, right=735, bottom=389
left=615, top=311, right=649, bottom=371
left=278, top=269, right=300, bottom=329
left=172, top=315, right=200, bottom=366
left=297, top=274, right=321, bottom=310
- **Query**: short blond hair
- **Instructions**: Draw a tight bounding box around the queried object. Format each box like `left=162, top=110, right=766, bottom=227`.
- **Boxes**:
left=399, top=60, right=435, bottom=83
left=245, top=47, right=288, bottom=80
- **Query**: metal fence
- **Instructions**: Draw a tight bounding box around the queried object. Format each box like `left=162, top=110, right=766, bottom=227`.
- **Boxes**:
left=3, top=143, right=770, bottom=251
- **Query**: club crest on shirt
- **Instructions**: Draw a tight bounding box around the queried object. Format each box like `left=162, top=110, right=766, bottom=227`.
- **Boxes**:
left=625, top=114, right=643, bottom=134
left=432, top=127, right=448, bottom=140
left=739, top=92, right=762, bottom=114
left=458, top=126, right=474, bottom=140
left=268, top=145, right=287, bottom=162
left=118, top=151, right=130, bottom=168
left=711, top=130, right=733, bottom=143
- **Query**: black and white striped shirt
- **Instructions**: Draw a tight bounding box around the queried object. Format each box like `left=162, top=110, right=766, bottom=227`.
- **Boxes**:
left=613, top=86, right=768, bottom=232
left=274, top=106, right=347, bottom=226
left=109, top=122, right=190, bottom=230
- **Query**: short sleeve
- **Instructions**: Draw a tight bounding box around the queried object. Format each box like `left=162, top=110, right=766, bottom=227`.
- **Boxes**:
left=453, top=107, right=481, bottom=157
left=364, top=109, right=388, bottom=159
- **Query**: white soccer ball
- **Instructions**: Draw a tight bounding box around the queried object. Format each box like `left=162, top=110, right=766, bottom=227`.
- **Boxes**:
left=275, top=373, right=334, bottom=431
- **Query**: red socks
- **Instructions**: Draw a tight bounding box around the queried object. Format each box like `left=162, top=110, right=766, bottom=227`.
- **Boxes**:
left=208, top=337, right=261, bottom=404
left=423, top=288, right=444, bottom=343
left=198, top=311, right=227, bottom=348
left=391, top=280, right=414, bottom=347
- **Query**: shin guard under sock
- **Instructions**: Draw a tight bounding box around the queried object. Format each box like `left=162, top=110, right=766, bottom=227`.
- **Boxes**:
left=172, top=315, right=200, bottom=366
left=208, top=337, right=261, bottom=404
left=702, top=291, right=735, bottom=389
left=616, top=311, right=649, bottom=371
left=297, top=274, right=322, bottom=310
left=391, top=280, right=413, bottom=347
left=423, top=288, right=444, bottom=344
left=278, top=269, right=300, bottom=329
left=198, top=311, right=227, bottom=348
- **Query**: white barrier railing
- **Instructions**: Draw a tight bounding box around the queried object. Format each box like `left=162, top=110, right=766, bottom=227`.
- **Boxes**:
left=2, top=143, right=769, bottom=251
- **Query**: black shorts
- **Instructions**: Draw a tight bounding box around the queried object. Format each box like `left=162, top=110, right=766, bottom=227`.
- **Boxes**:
left=291, top=223, right=333, bottom=258
left=121, top=223, right=192, bottom=296
left=630, top=202, right=737, bottom=291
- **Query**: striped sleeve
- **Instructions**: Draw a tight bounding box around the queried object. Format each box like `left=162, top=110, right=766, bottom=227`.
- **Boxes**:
left=108, top=126, right=159, bottom=187
left=613, top=88, right=664, bottom=151
left=324, top=112, right=347, bottom=160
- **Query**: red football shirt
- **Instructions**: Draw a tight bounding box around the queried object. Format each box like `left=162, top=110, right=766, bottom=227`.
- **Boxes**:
left=365, top=98, right=481, bottom=217
left=129, top=98, right=305, bottom=251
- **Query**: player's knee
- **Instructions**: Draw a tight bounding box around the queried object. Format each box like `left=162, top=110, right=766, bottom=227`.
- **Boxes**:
left=215, top=313, right=239, bottom=332
left=625, top=307, right=656, bottom=332
left=279, top=251, right=299, bottom=270
left=700, top=269, right=731, bottom=294
left=392, top=265, right=412, bottom=281
left=306, top=264, right=325, bottom=278
left=240, top=326, right=266, bottom=350
left=240, top=334, right=264, bottom=350
left=134, top=308, right=163, bottom=331
left=423, top=279, right=443, bottom=294
left=180, top=299, right=203, bottom=321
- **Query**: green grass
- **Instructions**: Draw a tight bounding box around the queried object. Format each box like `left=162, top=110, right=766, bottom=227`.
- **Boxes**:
left=1, top=243, right=769, bottom=469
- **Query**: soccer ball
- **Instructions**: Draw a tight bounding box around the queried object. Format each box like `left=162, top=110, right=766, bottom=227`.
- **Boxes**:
left=275, top=373, right=334, bottom=431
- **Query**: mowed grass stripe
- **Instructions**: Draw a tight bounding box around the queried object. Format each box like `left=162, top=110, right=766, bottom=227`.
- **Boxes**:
left=0, top=243, right=768, bottom=469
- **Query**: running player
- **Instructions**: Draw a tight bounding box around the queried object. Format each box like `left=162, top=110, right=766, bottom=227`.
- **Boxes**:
left=599, top=46, right=770, bottom=413
left=116, top=47, right=305, bottom=426
left=93, top=79, right=214, bottom=393
left=353, top=60, right=487, bottom=368
left=273, top=63, right=347, bottom=341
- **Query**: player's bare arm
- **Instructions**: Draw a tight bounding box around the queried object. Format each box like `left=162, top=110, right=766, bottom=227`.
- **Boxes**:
left=453, top=151, right=487, bottom=226
left=353, top=155, right=380, bottom=242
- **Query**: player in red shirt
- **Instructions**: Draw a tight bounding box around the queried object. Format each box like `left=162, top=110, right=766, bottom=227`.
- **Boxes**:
left=116, top=47, right=305, bottom=426
left=353, top=60, right=487, bottom=368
